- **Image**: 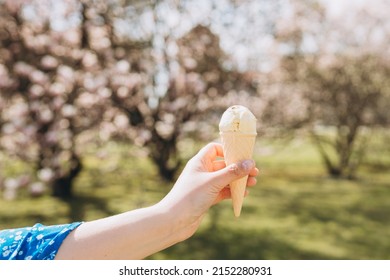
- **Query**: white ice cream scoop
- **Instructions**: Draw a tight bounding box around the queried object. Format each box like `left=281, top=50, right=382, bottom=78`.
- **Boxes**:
left=219, top=105, right=257, bottom=134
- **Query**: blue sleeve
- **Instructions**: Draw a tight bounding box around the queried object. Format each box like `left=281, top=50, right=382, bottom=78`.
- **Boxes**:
left=0, top=222, right=82, bottom=260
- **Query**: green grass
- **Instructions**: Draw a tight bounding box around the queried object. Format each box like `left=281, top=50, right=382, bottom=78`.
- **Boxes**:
left=1, top=135, right=390, bottom=259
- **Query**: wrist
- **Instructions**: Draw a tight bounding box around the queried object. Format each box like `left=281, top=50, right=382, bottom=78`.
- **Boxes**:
left=155, top=198, right=201, bottom=243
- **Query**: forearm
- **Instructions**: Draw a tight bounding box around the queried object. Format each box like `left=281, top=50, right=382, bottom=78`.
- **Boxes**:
left=55, top=203, right=185, bottom=260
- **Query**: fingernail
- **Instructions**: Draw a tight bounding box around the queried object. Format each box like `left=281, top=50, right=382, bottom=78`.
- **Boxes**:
left=242, top=159, right=254, bottom=172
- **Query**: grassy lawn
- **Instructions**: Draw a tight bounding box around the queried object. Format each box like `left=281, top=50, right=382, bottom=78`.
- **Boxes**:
left=1, top=135, right=390, bottom=259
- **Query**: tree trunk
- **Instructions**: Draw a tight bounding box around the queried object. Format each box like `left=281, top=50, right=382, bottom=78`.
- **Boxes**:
left=335, top=124, right=360, bottom=179
left=311, top=127, right=361, bottom=179
left=52, top=154, right=82, bottom=199
left=149, top=133, right=181, bottom=181
left=151, top=144, right=181, bottom=181
left=311, top=131, right=340, bottom=176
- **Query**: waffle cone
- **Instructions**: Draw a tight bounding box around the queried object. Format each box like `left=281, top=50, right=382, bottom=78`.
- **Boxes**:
left=220, top=132, right=256, bottom=217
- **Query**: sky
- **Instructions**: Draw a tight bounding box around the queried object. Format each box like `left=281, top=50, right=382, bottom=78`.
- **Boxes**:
left=20, top=0, right=389, bottom=73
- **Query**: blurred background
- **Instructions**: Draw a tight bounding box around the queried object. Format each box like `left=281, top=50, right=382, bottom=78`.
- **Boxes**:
left=1, top=0, right=389, bottom=259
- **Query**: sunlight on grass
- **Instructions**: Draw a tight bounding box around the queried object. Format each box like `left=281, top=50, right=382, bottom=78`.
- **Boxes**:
left=1, top=134, right=390, bottom=259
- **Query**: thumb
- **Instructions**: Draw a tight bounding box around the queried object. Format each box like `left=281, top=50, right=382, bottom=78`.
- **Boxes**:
left=211, top=159, right=255, bottom=190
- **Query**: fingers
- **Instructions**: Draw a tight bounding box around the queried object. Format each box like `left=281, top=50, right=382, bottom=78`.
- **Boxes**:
left=249, top=167, right=259, bottom=177
left=247, top=176, right=257, bottom=187
left=196, top=142, right=224, bottom=160
left=213, top=187, right=252, bottom=205
left=229, top=160, right=256, bottom=177
left=212, top=160, right=226, bottom=171
left=211, top=159, right=255, bottom=191
left=198, top=143, right=259, bottom=192
left=214, top=159, right=258, bottom=172
left=213, top=187, right=232, bottom=204
left=199, top=143, right=259, bottom=173
left=214, top=166, right=258, bottom=204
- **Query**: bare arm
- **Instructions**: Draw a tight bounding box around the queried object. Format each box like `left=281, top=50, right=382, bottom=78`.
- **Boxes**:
left=55, top=143, right=258, bottom=260
left=55, top=204, right=185, bottom=259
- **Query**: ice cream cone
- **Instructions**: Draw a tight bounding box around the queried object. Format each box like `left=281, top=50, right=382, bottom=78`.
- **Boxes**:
left=219, top=105, right=257, bottom=217
left=220, top=131, right=256, bottom=217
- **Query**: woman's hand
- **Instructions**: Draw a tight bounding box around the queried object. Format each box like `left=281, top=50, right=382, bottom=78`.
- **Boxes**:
left=159, top=142, right=259, bottom=240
